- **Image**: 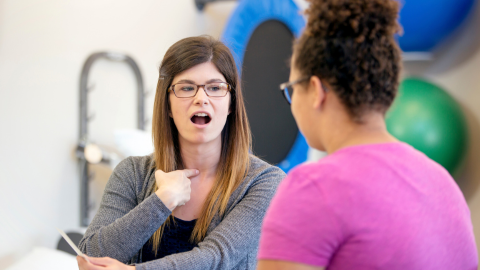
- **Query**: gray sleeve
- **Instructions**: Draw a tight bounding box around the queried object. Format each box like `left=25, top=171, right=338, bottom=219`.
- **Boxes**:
left=135, top=166, right=285, bottom=270
left=78, top=157, right=171, bottom=263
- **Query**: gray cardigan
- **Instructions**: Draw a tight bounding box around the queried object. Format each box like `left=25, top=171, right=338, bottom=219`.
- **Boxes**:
left=78, top=154, right=285, bottom=270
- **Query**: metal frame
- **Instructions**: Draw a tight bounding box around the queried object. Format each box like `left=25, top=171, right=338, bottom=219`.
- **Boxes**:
left=194, top=0, right=236, bottom=11
left=78, top=52, right=145, bottom=226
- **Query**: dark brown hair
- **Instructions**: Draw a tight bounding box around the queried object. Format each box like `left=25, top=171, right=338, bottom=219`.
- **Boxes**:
left=294, top=0, right=402, bottom=121
left=150, top=36, right=251, bottom=252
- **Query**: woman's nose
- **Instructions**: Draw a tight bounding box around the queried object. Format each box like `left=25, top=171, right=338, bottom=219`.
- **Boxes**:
left=194, top=86, right=209, bottom=104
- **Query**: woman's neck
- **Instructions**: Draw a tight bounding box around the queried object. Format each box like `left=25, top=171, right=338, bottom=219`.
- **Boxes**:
left=178, top=136, right=222, bottom=180
left=323, top=111, right=398, bottom=154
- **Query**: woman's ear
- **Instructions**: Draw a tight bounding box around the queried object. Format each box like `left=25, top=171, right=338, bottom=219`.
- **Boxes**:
left=310, top=76, right=327, bottom=109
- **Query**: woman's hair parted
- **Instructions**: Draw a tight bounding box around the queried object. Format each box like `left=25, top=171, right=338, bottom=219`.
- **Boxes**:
left=294, top=0, right=402, bottom=121
left=150, top=36, right=252, bottom=253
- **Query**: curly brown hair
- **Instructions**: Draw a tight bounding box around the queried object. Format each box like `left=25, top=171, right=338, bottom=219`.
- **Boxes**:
left=294, top=0, right=402, bottom=121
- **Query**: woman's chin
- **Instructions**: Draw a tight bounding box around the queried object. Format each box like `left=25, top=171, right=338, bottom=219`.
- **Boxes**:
left=181, top=133, right=220, bottom=146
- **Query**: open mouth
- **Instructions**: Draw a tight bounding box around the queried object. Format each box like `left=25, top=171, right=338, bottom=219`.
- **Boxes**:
left=191, top=113, right=211, bottom=125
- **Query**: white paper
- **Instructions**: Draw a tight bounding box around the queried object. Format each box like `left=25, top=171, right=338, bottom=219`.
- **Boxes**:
left=56, top=228, right=90, bottom=263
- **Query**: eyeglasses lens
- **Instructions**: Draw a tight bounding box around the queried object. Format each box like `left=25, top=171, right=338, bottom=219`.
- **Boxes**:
left=174, top=83, right=229, bottom=97
left=283, top=86, right=293, bottom=104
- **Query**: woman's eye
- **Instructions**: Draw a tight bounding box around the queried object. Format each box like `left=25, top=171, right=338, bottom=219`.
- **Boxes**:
left=207, top=84, right=222, bottom=91
left=180, top=86, right=195, bottom=91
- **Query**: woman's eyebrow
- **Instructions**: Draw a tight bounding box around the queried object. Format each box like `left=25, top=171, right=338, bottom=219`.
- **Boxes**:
left=175, top=79, right=195, bottom=84
left=175, top=78, right=225, bottom=84
left=206, top=78, right=224, bottom=83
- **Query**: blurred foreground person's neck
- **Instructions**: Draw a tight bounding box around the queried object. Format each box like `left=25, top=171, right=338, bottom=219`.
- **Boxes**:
left=318, top=93, right=398, bottom=155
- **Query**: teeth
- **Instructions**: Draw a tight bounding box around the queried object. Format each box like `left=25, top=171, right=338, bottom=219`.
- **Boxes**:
left=194, top=113, right=208, bottom=117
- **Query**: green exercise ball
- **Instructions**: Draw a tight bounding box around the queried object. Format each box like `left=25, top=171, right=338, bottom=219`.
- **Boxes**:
left=386, top=78, right=468, bottom=175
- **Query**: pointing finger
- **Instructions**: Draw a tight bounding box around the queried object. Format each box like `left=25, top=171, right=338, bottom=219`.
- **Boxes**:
left=183, top=169, right=200, bottom=178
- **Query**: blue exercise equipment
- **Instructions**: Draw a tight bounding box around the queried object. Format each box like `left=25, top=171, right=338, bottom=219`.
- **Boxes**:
left=222, top=0, right=308, bottom=172
left=398, top=0, right=476, bottom=52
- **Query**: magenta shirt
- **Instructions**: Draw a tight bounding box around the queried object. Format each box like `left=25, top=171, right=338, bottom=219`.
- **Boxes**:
left=258, top=142, right=477, bottom=269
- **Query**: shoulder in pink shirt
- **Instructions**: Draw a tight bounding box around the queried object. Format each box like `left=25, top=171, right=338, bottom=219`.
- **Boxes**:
left=258, top=142, right=477, bottom=270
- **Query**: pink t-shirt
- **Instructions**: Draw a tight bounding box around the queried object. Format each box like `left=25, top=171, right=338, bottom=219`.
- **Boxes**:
left=258, top=142, right=477, bottom=269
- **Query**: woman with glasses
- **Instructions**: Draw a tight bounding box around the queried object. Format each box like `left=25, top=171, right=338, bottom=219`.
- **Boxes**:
left=257, top=0, right=477, bottom=269
left=77, top=36, right=285, bottom=270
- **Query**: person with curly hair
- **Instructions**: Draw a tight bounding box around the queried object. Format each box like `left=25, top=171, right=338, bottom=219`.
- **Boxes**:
left=257, top=0, right=478, bottom=269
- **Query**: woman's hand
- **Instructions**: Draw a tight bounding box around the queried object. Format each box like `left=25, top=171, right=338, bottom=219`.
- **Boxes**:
left=155, top=169, right=199, bottom=211
left=77, top=256, right=135, bottom=270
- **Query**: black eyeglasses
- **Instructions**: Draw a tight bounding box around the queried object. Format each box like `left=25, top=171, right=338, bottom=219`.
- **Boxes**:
left=279, top=77, right=310, bottom=104
left=169, top=82, right=231, bottom=98
left=279, top=76, right=328, bottom=104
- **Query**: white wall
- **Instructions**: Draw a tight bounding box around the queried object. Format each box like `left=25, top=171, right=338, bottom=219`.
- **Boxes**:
left=0, top=0, right=237, bottom=268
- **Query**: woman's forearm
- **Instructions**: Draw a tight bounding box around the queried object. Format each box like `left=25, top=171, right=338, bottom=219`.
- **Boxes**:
left=78, top=157, right=172, bottom=263
left=80, top=194, right=171, bottom=263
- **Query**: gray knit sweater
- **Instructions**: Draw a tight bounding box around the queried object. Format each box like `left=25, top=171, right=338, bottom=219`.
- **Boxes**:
left=78, top=154, right=285, bottom=270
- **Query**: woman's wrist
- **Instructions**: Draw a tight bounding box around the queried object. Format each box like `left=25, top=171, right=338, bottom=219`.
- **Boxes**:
left=155, top=189, right=177, bottom=211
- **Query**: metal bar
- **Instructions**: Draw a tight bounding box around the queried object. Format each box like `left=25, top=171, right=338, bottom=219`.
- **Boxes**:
left=78, top=52, right=145, bottom=226
left=123, top=56, right=145, bottom=130
left=195, top=0, right=237, bottom=11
